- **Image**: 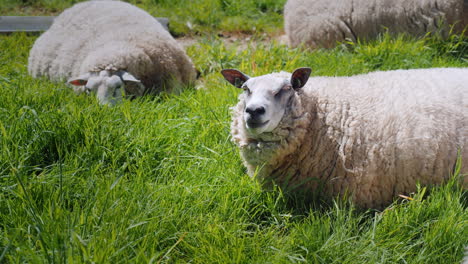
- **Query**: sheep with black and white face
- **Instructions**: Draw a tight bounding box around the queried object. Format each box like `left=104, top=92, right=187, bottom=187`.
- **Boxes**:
left=222, top=67, right=467, bottom=209
left=223, top=68, right=311, bottom=135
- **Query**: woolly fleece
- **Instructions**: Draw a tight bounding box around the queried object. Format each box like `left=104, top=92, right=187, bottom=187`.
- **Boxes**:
left=28, top=0, right=196, bottom=96
left=285, top=0, right=467, bottom=49
left=231, top=68, right=467, bottom=209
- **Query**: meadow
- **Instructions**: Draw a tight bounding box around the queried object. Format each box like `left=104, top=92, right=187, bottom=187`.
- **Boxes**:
left=1, top=0, right=467, bottom=263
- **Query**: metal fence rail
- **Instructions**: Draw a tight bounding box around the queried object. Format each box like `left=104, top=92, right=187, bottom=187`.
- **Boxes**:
left=0, top=16, right=169, bottom=33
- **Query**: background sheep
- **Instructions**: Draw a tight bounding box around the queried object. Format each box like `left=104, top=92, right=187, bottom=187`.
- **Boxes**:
left=28, top=0, right=197, bottom=104
left=285, top=0, right=467, bottom=49
left=222, top=67, right=467, bottom=209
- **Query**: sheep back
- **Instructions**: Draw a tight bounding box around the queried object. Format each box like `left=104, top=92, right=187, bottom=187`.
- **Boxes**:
left=285, top=0, right=466, bottom=48
left=28, top=0, right=196, bottom=95
left=231, top=68, right=467, bottom=208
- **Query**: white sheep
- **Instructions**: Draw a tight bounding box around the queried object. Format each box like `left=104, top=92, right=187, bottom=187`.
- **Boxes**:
left=284, top=0, right=467, bottom=49
left=221, top=67, right=467, bottom=209
left=28, top=0, right=197, bottom=105
left=463, top=246, right=468, bottom=264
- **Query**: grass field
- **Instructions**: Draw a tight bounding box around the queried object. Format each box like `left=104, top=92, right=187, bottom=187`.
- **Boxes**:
left=1, top=1, right=468, bottom=263
left=0, top=0, right=286, bottom=35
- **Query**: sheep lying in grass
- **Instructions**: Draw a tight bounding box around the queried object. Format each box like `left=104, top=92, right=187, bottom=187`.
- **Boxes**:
left=28, top=0, right=197, bottom=105
left=222, top=67, right=467, bottom=209
left=285, top=0, right=467, bottom=49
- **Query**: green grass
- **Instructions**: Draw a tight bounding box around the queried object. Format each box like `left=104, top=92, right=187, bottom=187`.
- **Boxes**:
left=0, top=0, right=286, bottom=35
left=1, top=2, right=468, bottom=262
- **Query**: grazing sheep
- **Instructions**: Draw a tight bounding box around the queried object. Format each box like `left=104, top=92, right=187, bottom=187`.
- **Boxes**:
left=221, top=67, right=467, bottom=209
left=28, top=0, right=197, bottom=105
left=285, top=0, right=467, bottom=49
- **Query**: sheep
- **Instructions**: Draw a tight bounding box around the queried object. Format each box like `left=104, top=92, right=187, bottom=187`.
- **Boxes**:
left=221, top=67, right=467, bottom=209
left=284, top=0, right=467, bottom=49
left=28, top=0, right=197, bottom=105
left=463, top=247, right=468, bottom=264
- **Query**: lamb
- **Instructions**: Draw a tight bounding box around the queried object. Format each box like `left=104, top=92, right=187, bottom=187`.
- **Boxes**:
left=221, top=67, right=467, bottom=209
left=28, top=0, right=197, bottom=105
left=284, top=0, right=467, bottom=49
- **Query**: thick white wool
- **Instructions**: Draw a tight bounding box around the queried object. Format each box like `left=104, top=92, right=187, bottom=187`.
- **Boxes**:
left=231, top=68, right=467, bottom=209
left=285, top=0, right=466, bottom=49
left=28, top=0, right=196, bottom=96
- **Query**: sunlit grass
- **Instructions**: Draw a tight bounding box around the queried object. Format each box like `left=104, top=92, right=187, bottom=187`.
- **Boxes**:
left=0, top=24, right=467, bottom=264
left=0, top=0, right=286, bottom=35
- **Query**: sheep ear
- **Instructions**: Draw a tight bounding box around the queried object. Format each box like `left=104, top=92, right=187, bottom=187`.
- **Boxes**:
left=221, top=69, right=250, bottom=88
left=68, top=73, right=91, bottom=86
left=119, top=71, right=141, bottom=83
left=291, top=67, right=312, bottom=90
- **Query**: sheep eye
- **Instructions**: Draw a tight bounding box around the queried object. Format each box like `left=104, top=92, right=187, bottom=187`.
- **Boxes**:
left=242, top=86, right=251, bottom=94
left=274, top=85, right=291, bottom=98
left=274, top=89, right=283, bottom=98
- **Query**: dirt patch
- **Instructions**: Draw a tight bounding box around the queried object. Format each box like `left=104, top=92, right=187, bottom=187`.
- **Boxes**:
left=176, top=32, right=288, bottom=50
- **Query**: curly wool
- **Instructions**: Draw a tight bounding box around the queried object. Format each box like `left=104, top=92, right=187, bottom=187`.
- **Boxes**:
left=285, top=0, right=467, bottom=49
left=28, top=0, right=196, bottom=96
left=231, top=68, right=467, bottom=209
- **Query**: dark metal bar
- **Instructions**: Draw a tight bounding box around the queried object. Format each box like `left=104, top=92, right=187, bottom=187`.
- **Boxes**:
left=0, top=16, right=169, bottom=33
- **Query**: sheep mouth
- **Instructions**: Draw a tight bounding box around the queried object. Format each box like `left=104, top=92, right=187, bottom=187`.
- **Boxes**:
left=246, top=120, right=269, bottom=129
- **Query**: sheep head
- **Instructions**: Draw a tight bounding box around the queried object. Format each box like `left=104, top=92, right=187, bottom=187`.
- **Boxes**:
left=221, top=67, right=311, bottom=135
left=68, top=70, right=142, bottom=105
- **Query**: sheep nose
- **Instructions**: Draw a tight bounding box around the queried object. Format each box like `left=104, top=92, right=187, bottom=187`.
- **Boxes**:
left=245, top=106, right=265, bottom=117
